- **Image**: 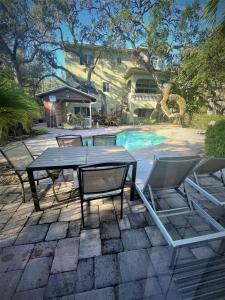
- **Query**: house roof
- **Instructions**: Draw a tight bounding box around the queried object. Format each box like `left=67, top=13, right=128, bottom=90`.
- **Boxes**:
left=36, top=85, right=96, bottom=102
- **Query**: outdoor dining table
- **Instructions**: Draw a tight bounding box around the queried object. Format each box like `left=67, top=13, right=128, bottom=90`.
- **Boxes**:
left=26, top=146, right=137, bottom=211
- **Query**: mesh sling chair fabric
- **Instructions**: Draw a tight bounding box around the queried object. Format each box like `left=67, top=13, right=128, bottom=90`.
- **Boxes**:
left=0, top=142, right=60, bottom=202
left=135, top=155, right=225, bottom=267
left=56, top=135, right=83, bottom=147
left=93, top=135, right=116, bottom=146
left=186, top=156, right=225, bottom=210
left=77, top=163, right=129, bottom=227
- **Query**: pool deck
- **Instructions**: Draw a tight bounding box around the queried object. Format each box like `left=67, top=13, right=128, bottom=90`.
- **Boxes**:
left=2, top=125, right=222, bottom=300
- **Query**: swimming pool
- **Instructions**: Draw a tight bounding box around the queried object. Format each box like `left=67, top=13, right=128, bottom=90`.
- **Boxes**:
left=83, top=130, right=168, bottom=150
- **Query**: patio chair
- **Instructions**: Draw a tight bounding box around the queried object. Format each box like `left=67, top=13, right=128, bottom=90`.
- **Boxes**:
left=135, top=155, right=225, bottom=267
left=0, top=142, right=60, bottom=202
left=186, top=156, right=225, bottom=212
left=56, top=135, right=83, bottom=147
left=93, top=134, right=116, bottom=146
left=77, top=162, right=129, bottom=227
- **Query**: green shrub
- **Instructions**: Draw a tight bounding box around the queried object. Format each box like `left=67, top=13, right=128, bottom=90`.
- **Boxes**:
left=143, top=118, right=157, bottom=125
left=205, top=120, right=225, bottom=156
left=34, top=128, right=48, bottom=135
left=184, top=113, right=225, bottom=129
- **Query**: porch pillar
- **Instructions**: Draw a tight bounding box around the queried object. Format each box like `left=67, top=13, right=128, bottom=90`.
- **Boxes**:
left=89, top=102, right=92, bottom=128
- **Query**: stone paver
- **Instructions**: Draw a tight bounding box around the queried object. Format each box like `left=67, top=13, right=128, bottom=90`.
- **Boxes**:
left=191, top=246, right=216, bottom=259
left=102, top=239, right=124, bottom=255
left=145, top=226, right=167, bottom=246
left=148, top=246, right=171, bottom=275
left=0, top=244, right=34, bottom=272
left=15, top=224, right=49, bottom=245
left=127, top=212, right=148, bottom=229
left=13, top=288, right=45, bottom=300
left=99, top=207, right=116, bottom=222
left=45, top=221, right=68, bottom=241
left=95, top=254, right=121, bottom=288
left=121, top=229, right=150, bottom=250
left=68, top=220, right=81, bottom=237
left=140, top=277, right=163, bottom=297
left=0, top=232, right=18, bottom=248
left=117, top=281, right=143, bottom=300
left=74, top=287, right=115, bottom=300
left=76, top=258, right=94, bottom=293
left=118, top=249, right=155, bottom=282
left=118, top=215, right=131, bottom=230
left=17, top=256, right=52, bottom=291
left=79, top=229, right=101, bottom=259
left=0, top=270, right=23, bottom=300
left=59, top=207, right=81, bottom=222
left=26, top=211, right=43, bottom=226
left=45, top=271, right=76, bottom=298
left=31, top=241, right=57, bottom=258
left=84, top=213, right=100, bottom=228
left=39, top=209, right=60, bottom=224
left=51, top=237, right=79, bottom=273
left=100, top=221, right=120, bottom=240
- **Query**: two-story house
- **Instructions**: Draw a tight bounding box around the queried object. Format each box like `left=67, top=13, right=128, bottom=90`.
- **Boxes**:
left=65, top=44, right=162, bottom=124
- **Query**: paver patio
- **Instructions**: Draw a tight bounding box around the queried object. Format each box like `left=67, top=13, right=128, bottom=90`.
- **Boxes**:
left=0, top=125, right=224, bottom=299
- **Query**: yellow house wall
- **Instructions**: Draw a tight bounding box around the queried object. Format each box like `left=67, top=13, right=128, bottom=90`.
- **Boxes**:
left=65, top=48, right=138, bottom=114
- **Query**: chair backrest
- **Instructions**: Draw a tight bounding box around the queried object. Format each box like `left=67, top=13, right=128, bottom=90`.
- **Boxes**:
left=56, top=135, right=83, bottom=147
left=144, top=155, right=201, bottom=191
left=0, top=142, right=34, bottom=175
left=93, top=135, right=116, bottom=146
left=78, top=163, right=129, bottom=195
left=194, top=157, right=225, bottom=175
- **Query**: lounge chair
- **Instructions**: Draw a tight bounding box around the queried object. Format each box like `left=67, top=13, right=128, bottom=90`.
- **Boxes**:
left=56, top=135, right=83, bottom=147
left=93, top=135, right=116, bottom=146
left=77, top=162, right=129, bottom=227
left=186, top=157, right=225, bottom=211
left=0, top=142, right=60, bottom=202
left=135, top=155, right=225, bottom=267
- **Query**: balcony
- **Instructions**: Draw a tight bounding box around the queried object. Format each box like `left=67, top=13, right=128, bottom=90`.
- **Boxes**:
left=128, top=92, right=161, bottom=103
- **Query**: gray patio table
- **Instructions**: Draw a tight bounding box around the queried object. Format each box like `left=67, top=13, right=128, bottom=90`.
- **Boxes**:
left=26, top=146, right=137, bottom=211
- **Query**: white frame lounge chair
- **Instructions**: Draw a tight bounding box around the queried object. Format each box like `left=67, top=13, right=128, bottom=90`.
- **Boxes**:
left=186, top=156, right=225, bottom=210
left=135, top=155, right=225, bottom=267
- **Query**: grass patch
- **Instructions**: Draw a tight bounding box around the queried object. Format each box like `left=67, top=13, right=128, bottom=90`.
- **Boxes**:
left=34, top=128, right=48, bottom=135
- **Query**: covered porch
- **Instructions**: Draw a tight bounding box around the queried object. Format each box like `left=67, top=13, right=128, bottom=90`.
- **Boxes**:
left=36, top=85, right=96, bottom=128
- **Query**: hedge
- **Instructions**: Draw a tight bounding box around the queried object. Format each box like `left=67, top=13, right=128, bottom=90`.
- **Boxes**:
left=184, top=113, right=225, bottom=129
left=205, top=120, right=225, bottom=156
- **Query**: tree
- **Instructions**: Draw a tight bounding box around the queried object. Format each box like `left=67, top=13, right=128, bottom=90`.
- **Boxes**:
left=202, top=0, right=225, bottom=34
left=177, top=30, right=225, bottom=115
left=89, top=0, right=208, bottom=120
left=0, top=0, right=81, bottom=90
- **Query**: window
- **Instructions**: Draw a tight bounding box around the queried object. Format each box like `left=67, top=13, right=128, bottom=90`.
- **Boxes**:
left=74, top=107, right=90, bottom=117
left=117, top=56, right=122, bottom=64
left=135, top=79, right=159, bottom=94
left=80, top=54, right=94, bottom=66
left=102, top=82, right=110, bottom=92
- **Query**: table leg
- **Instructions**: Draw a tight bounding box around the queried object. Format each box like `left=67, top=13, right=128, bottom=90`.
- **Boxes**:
left=130, top=162, right=137, bottom=201
left=27, top=168, right=41, bottom=211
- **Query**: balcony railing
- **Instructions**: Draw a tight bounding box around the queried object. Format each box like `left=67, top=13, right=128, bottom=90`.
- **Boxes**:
left=128, top=93, right=161, bottom=102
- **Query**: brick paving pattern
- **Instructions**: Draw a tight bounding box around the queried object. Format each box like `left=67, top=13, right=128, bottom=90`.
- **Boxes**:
left=0, top=174, right=224, bottom=299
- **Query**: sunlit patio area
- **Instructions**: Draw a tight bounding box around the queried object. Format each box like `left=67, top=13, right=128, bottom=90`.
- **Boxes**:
left=1, top=125, right=225, bottom=299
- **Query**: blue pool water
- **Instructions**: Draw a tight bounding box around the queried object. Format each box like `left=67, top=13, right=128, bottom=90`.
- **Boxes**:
left=83, top=130, right=168, bottom=150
